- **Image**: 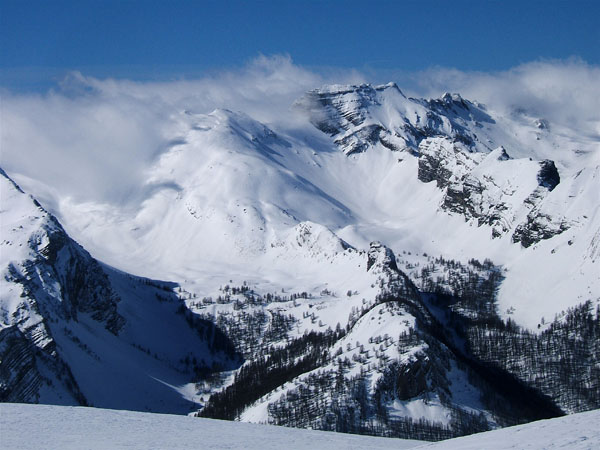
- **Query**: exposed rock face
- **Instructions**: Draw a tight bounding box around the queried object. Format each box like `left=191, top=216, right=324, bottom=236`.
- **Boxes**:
left=395, top=357, right=430, bottom=400
left=0, top=325, right=86, bottom=404
left=418, top=138, right=568, bottom=247
left=367, top=241, right=399, bottom=272
left=1, top=168, right=242, bottom=412
left=296, top=83, right=493, bottom=156
left=417, top=138, right=479, bottom=187
left=415, top=139, right=566, bottom=242
left=297, top=83, right=391, bottom=136
left=417, top=138, right=566, bottom=244
left=334, top=123, right=392, bottom=155
left=296, top=83, right=407, bottom=155
left=0, top=327, right=46, bottom=402
left=512, top=213, right=570, bottom=248
left=0, top=169, right=124, bottom=403
left=537, top=160, right=560, bottom=191
left=367, top=241, right=421, bottom=307
left=1, top=171, right=124, bottom=334
left=292, top=221, right=352, bottom=256
left=299, top=85, right=570, bottom=248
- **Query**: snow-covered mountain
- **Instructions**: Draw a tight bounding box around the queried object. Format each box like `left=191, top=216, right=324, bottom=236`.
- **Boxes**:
left=1, top=82, right=598, bottom=440
left=29, top=84, right=598, bottom=329
left=0, top=169, right=239, bottom=412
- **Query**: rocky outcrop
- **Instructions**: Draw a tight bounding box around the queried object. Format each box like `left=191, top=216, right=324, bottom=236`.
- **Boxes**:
left=334, top=124, right=390, bottom=155
left=2, top=182, right=125, bottom=334
left=1, top=168, right=242, bottom=412
left=417, top=138, right=479, bottom=187
left=290, top=221, right=352, bottom=257
left=296, top=83, right=390, bottom=136
left=537, top=160, right=560, bottom=191
left=367, top=241, right=399, bottom=272
left=0, top=325, right=86, bottom=405
left=512, top=213, right=570, bottom=248
left=415, top=138, right=567, bottom=244
left=1, top=169, right=124, bottom=403
left=296, top=83, right=493, bottom=156
left=0, top=327, right=44, bottom=403
left=299, top=84, right=568, bottom=248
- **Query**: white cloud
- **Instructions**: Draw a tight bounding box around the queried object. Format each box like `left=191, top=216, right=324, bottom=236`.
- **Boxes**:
left=1, top=78, right=172, bottom=204
left=1, top=55, right=598, bottom=209
left=408, top=58, right=600, bottom=139
left=0, top=57, right=303, bottom=204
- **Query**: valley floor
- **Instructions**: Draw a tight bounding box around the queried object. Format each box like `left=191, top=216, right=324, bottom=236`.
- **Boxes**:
left=1, top=403, right=598, bottom=449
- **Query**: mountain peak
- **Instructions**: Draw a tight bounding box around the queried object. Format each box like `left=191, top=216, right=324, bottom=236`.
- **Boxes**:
left=440, top=92, right=464, bottom=103
left=367, top=241, right=398, bottom=272
left=375, top=81, right=405, bottom=96
left=0, top=167, right=26, bottom=194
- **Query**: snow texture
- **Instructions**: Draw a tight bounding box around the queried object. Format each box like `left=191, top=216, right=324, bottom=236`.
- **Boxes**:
left=1, top=403, right=598, bottom=450
left=0, top=403, right=421, bottom=450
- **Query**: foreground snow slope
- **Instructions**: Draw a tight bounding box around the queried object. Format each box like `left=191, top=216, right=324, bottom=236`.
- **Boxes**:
left=1, top=403, right=598, bottom=450
left=0, top=403, right=421, bottom=450
left=420, top=409, right=600, bottom=450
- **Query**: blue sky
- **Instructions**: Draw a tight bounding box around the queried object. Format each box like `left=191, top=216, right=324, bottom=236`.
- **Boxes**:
left=1, top=0, right=599, bottom=90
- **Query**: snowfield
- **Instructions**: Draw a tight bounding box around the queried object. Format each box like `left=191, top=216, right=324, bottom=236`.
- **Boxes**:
left=1, top=403, right=598, bottom=450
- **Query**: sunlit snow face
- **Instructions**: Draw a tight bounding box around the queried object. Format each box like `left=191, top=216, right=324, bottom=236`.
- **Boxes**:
left=0, top=56, right=332, bottom=206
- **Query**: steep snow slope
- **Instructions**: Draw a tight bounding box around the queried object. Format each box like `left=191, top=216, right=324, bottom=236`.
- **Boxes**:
left=0, top=169, right=238, bottom=412
left=297, top=82, right=598, bottom=168
left=2, top=403, right=598, bottom=450
left=296, top=83, right=599, bottom=328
